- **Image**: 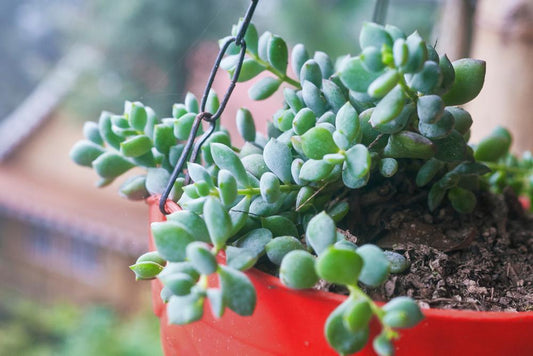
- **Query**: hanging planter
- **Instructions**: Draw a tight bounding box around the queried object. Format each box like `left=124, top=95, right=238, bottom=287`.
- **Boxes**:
left=71, top=1, right=533, bottom=354
left=146, top=196, right=533, bottom=356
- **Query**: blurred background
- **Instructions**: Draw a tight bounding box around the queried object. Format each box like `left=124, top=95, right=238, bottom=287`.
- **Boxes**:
left=0, top=0, right=530, bottom=354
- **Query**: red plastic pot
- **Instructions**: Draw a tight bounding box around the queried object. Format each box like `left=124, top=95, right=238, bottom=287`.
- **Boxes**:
left=146, top=196, right=533, bottom=356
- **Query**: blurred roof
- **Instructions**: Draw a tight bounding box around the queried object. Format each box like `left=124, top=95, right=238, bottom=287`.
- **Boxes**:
left=0, top=46, right=100, bottom=162
left=0, top=46, right=149, bottom=256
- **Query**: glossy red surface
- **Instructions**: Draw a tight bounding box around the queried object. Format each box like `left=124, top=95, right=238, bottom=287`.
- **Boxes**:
left=146, top=196, right=533, bottom=356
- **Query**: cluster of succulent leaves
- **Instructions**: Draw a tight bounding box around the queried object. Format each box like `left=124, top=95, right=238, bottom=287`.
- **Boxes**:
left=70, top=20, right=524, bottom=356
left=474, top=126, right=533, bottom=210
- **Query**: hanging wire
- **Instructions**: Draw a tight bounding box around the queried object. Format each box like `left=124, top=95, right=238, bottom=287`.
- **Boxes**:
left=159, top=0, right=260, bottom=214
left=372, top=0, right=390, bottom=24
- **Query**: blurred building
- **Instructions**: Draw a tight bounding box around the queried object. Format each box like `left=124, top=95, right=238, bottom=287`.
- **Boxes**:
left=0, top=47, right=152, bottom=313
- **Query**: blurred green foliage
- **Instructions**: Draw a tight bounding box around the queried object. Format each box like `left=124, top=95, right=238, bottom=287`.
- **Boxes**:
left=0, top=295, right=162, bottom=356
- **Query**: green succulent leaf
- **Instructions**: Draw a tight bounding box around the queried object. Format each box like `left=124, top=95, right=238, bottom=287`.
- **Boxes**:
left=184, top=92, right=199, bottom=113
left=442, top=59, right=486, bottom=106
left=448, top=187, right=477, bottom=213
left=359, top=22, right=393, bottom=50
left=418, top=110, right=455, bottom=139
left=120, top=135, right=152, bottom=157
left=153, top=124, right=175, bottom=155
left=70, top=140, right=105, bottom=167
left=173, top=113, right=197, bottom=141
left=218, top=169, right=238, bottom=206
left=325, top=301, right=370, bottom=355
left=339, top=57, right=382, bottom=93
left=263, top=138, right=293, bottom=184
left=446, top=107, right=472, bottom=135
left=279, top=250, right=318, bottom=289
left=159, top=272, right=196, bottom=296
left=322, top=79, right=348, bottom=113
left=129, top=103, right=148, bottom=131
left=249, top=77, right=282, bottom=101
left=383, top=131, right=435, bottom=159
left=379, top=158, right=399, bottom=177
left=343, top=298, right=373, bottom=332
left=267, top=35, right=288, bottom=74
left=236, top=108, right=256, bottom=142
left=316, top=246, right=363, bottom=285
left=474, top=126, right=512, bottom=162
left=186, top=242, right=217, bottom=275
left=410, top=61, right=443, bottom=94
left=225, top=246, right=258, bottom=271
left=92, top=152, right=134, bottom=179
left=433, top=130, right=467, bottom=162
left=356, top=244, right=390, bottom=287
left=369, top=86, right=405, bottom=128
left=417, top=95, right=444, bottom=124
left=302, top=80, right=329, bottom=116
left=382, top=296, right=424, bottom=328
left=129, top=261, right=163, bottom=280
left=300, top=59, right=323, bottom=88
left=119, top=175, right=149, bottom=200
left=301, top=126, right=339, bottom=159
left=373, top=333, right=395, bottom=356
left=235, top=59, right=265, bottom=82
left=152, top=221, right=195, bottom=262
left=438, top=54, right=455, bottom=93
left=306, top=212, right=337, bottom=255
left=335, top=102, right=360, bottom=142
left=167, top=293, right=204, bottom=325
left=206, top=288, right=225, bottom=318
left=261, top=215, right=299, bottom=238
left=342, top=144, right=371, bottom=189
left=299, top=159, right=334, bottom=182
left=218, top=265, right=256, bottom=316
left=384, top=251, right=410, bottom=273
left=393, top=38, right=408, bottom=67
left=292, top=108, right=317, bottom=135
left=265, top=236, right=304, bottom=265
left=368, top=69, right=399, bottom=98
left=98, top=111, right=123, bottom=149
left=428, top=182, right=446, bottom=211
left=361, top=46, right=385, bottom=73
left=291, top=43, right=309, bottom=79
left=203, top=197, right=232, bottom=250
left=211, top=143, right=250, bottom=187
left=83, top=121, right=104, bottom=145
left=229, top=195, right=252, bottom=235
left=416, top=159, right=445, bottom=187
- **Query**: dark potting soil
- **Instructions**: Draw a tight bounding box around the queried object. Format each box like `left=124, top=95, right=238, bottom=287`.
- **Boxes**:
left=325, top=188, right=532, bottom=312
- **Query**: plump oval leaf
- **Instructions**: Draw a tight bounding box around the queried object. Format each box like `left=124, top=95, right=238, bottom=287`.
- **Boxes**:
left=265, top=236, right=304, bottom=265
left=263, top=138, right=293, bottom=184
left=316, top=246, right=363, bottom=285
left=211, top=143, right=250, bottom=187
left=306, top=212, right=337, bottom=255
left=356, top=244, right=390, bottom=287
left=218, top=265, right=256, bottom=316
left=203, top=197, right=232, bottom=250
left=167, top=294, right=204, bottom=325
left=342, top=144, right=371, bottom=189
left=236, top=108, right=256, bottom=142
left=249, top=77, right=282, bottom=101
left=301, top=126, right=339, bottom=159
left=442, top=59, right=486, bottom=106
left=152, top=221, right=195, bottom=262
left=279, top=250, right=318, bottom=289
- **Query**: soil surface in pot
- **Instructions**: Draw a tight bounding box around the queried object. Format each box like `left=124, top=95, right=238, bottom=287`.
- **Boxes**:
left=327, top=188, right=533, bottom=312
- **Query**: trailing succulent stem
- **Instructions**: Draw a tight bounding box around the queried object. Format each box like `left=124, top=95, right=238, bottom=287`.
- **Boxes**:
left=71, top=20, right=531, bottom=356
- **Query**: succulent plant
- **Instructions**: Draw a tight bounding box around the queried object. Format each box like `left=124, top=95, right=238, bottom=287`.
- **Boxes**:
left=71, top=20, right=531, bottom=355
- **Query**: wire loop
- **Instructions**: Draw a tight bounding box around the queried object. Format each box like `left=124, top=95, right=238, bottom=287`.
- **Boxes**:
left=159, top=0, right=259, bottom=214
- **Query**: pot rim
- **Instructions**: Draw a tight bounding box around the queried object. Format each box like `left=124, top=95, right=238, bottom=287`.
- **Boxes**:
left=146, top=195, right=533, bottom=320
